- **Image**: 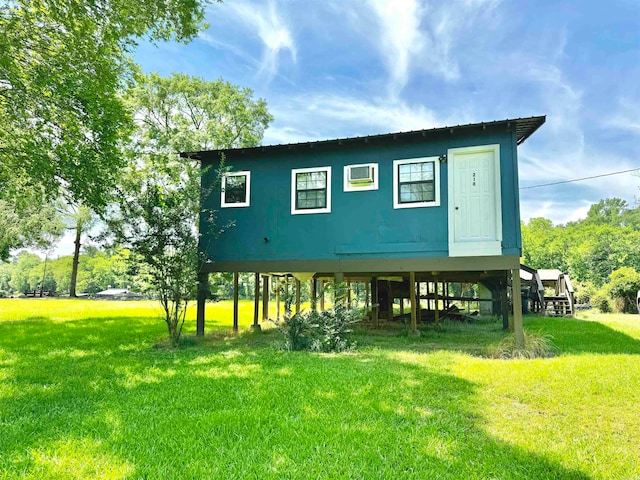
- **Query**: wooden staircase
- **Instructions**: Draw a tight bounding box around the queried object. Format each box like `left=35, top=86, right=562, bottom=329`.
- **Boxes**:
left=520, top=266, right=575, bottom=317
left=544, top=296, right=573, bottom=317
left=543, top=273, right=575, bottom=317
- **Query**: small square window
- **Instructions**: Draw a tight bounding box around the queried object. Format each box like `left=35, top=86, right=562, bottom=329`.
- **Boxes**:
left=291, top=166, right=331, bottom=214
left=393, top=157, right=440, bottom=209
left=221, top=171, right=250, bottom=208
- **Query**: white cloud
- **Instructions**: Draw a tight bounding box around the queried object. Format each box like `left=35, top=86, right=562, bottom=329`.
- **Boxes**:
left=218, top=0, right=296, bottom=82
left=367, top=0, right=425, bottom=96
left=362, top=0, right=504, bottom=97
left=604, top=96, right=640, bottom=134
left=510, top=52, right=585, bottom=186
left=263, top=93, right=446, bottom=145
left=520, top=198, right=592, bottom=225
left=198, top=32, right=260, bottom=69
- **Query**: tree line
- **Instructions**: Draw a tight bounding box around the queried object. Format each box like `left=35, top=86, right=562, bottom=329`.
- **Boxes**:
left=0, top=248, right=258, bottom=300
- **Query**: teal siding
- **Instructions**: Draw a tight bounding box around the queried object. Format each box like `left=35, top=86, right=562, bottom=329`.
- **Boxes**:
left=200, top=132, right=521, bottom=265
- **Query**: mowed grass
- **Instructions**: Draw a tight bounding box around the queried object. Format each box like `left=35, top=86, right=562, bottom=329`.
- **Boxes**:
left=0, top=299, right=639, bottom=479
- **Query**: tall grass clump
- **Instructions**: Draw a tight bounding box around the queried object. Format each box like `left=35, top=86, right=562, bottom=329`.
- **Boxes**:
left=488, top=331, right=558, bottom=359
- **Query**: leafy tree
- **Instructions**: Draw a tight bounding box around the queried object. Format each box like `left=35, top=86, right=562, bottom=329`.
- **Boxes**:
left=0, top=201, right=64, bottom=261
left=63, top=205, right=96, bottom=297
left=584, top=198, right=628, bottom=226
left=607, top=267, right=640, bottom=314
left=621, top=207, right=640, bottom=229
left=521, top=218, right=567, bottom=270
left=125, top=72, right=272, bottom=153
left=108, top=73, right=272, bottom=344
left=0, top=0, right=215, bottom=237
left=9, top=252, right=41, bottom=292
left=0, top=261, right=13, bottom=295
left=111, top=178, right=201, bottom=343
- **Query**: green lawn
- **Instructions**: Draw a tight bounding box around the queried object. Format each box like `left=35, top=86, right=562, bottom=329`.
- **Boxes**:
left=0, top=299, right=638, bottom=479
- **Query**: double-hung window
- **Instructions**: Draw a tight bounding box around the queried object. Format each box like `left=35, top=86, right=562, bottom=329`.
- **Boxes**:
left=221, top=171, right=250, bottom=208
left=393, top=157, right=440, bottom=209
left=291, top=166, right=332, bottom=214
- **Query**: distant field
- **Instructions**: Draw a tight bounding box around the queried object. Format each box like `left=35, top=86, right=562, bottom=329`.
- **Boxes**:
left=0, top=298, right=638, bottom=479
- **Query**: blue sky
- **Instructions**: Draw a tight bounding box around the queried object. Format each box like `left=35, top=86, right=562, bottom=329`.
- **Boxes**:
left=134, top=0, right=640, bottom=226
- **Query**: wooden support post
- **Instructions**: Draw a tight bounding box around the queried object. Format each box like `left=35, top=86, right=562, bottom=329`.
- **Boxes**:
left=262, top=275, right=269, bottom=321
left=434, top=281, right=440, bottom=326
left=295, top=278, right=301, bottom=313
left=512, top=268, right=525, bottom=348
left=196, top=272, right=208, bottom=336
left=233, top=272, right=239, bottom=332
left=501, top=277, right=509, bottom=330
left=320, top=281, right=325, bottom=311
left=311, top=278, right=317, bottom=311
left=276, top=277, right=281, bottom=320
left=252, top=272, right=261, bottom=331
left=400, top=297, right=404, bottom=316
left=347, top=280, right=352, bottom=310
left=426, top=282, right=430, bottom=311
left=371, top=277, right=379, bottom=328
left=492, top=285, right=501, bottom=316
left=445, top=283, right=450, bottom=310
left=387, top=280, right=394, bottom=321
left=417, top=281, right=421, bottom=323
left=285, top=276, right=290, bottom=312
left=409, top=272, right=417, bottom=333
left=334, top=272, right=345, bottom=308
left=365, top=281, right=370, bottom=309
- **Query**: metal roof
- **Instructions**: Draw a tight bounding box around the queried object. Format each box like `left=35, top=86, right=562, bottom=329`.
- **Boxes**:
left=537, top=269, right=565, bottom=282
left=180, top=115, right=546, bottom=160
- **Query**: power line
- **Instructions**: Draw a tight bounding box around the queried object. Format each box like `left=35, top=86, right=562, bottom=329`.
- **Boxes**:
left=520, top=167, right=640, bottom=190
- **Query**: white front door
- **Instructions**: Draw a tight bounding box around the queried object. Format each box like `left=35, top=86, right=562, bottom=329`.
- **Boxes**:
left=448, top=144, right=502, bottom=257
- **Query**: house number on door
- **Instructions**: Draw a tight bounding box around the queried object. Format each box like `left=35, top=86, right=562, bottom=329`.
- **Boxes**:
left=472, top=172, right=476, bottom=187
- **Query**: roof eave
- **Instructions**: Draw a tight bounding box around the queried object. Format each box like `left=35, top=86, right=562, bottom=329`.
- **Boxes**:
left=180, top=115, right=546, bottom=159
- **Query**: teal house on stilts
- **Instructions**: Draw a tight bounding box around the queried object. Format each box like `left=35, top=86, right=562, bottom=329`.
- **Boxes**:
left=181, top=116, right=545, bottom=343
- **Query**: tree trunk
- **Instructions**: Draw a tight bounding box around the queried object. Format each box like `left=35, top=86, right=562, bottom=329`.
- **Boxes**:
left=69, top=223, right=82, bottom=297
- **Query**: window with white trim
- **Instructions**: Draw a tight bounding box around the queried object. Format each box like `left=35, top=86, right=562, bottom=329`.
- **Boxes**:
left=343, top=163, right=378, bottom=192
left=393, top=157, right=440, bottom=209
left=221, top=171, right=250, bottom=208
left=291, top=166, right=331, bottom=214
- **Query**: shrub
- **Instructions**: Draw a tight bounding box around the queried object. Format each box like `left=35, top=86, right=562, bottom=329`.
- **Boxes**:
left=274, top=282, right=360, bottom=352
left=311, top=307, right=359, bottom=352
left=275, top=308, right=360, bottom=353
left=574, top=281, right=597, bottom=304
left=275, top=310, right=316, bottom=351
left=607, top=267, right=640, bottom=314
left=488, top=331, right=558, bottom=359
left=591, top=290, right=611, bottom=313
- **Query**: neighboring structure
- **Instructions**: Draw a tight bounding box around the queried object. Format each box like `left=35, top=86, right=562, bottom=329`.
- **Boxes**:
left=96, top=288, right=129, bottom=297
left=182, top=116, right=546, bottom=344
left=94, top=288, right=141, bottom=300
left=520, top=266, right=575, bottom=316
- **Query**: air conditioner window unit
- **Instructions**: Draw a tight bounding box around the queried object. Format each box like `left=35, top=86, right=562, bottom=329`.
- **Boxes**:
left=348, top=165, right=374, bottom=183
